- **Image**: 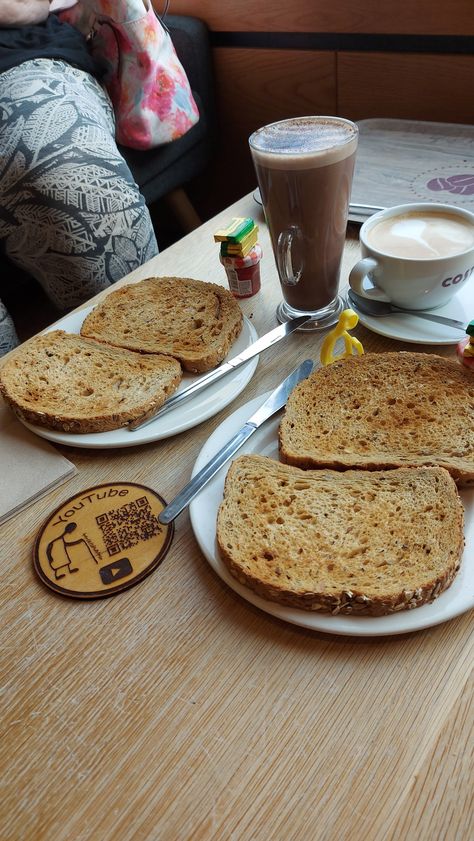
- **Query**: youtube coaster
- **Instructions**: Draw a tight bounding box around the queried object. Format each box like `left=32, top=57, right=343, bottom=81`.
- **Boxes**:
left=34, top=482, right=174, bottom=598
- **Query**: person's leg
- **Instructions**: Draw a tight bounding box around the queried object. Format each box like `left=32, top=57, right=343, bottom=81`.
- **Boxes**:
left=0, top=58, right=158, bottom=311
left=0, top=300, right=19, bottom=355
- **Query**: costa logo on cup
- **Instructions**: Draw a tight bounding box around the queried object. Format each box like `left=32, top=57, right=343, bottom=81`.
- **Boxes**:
left=442, top=265, right=474, bottom=287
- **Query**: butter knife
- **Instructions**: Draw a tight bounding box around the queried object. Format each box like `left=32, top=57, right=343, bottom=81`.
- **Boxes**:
left=128, top=315, right=311, bottom=430
left=158, top=358, right=314, bottom=524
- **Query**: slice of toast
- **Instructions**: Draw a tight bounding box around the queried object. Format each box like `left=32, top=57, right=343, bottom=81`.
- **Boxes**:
left=216, top=454, right=464, bottom=615
left=80, top=276, right=243, bottom=373
left=0, top=331, right=182, bottom=433
left=279, top=352, right=474, bottom=485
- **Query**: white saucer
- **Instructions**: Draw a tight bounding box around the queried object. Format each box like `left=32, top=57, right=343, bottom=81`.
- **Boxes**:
left=347, top=280, right=472, bottom=345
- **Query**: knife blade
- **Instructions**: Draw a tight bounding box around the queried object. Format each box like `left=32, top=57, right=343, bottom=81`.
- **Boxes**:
left=158, top=358, right=314, bottom=524
left=128, top=315, right=311, bottom=430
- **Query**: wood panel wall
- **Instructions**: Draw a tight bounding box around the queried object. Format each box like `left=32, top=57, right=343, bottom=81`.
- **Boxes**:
left=159, top=0, right=474, bottom=218
left=338, top=54, right=474, bottom=125
left=169, top=0, right=473, bottom=36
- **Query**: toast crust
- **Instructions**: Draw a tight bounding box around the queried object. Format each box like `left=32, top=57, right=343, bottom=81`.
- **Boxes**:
left=80, top=276, right=243, bottom=373
left=279, top=352, right=474, bottom=485
left=217, top=455, right=464, bottom=616
left=0, top=331, right=182, bottom=433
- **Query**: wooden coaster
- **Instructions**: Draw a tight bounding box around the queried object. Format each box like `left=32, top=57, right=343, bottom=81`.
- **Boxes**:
left=34, top=482, right=173, bottom=598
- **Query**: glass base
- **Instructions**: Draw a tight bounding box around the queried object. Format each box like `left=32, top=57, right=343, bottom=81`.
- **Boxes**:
left=276, top=295, right=344, bottom=331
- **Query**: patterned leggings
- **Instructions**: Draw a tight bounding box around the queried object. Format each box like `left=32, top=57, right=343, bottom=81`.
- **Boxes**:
left=0, top=58, right=158, bottom=355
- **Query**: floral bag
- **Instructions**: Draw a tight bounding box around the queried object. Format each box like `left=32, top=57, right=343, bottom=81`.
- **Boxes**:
left=59, top=0, right=200, bottom=150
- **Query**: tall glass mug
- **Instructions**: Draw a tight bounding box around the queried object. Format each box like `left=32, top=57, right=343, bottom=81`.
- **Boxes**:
left=249, top=116, right=358, bottom=329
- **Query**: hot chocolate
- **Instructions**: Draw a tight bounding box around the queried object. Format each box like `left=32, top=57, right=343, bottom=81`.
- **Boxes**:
left=249, top=117, right=358, bottom=320
left=366, top=210, right=474, bottom=259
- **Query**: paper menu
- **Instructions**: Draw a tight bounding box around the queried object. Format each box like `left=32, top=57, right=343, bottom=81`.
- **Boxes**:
left=0, top=404, right=76, bottom=525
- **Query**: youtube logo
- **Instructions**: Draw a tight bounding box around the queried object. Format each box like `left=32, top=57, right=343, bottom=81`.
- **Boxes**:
left=99, top=558, right=133, bottom=585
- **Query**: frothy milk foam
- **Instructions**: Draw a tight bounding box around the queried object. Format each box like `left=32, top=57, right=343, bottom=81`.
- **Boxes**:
left=250, top=117, right=358, bottom=169
left=367, top=210, right=474, bottom=259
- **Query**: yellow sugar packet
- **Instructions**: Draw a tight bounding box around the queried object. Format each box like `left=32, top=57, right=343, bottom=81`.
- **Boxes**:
left=214, top=217, right=255, bottom=242
left=222, top=227, right=259, bottom=256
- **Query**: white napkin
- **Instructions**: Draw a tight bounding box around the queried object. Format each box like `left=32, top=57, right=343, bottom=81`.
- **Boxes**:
left=0, top=405, right=76, bottom=524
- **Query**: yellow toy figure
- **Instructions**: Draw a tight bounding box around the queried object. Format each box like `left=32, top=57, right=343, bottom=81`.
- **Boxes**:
left=320, top=309, right=364, bottom=366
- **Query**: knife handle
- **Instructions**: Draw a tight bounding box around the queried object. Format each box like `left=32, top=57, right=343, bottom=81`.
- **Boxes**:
left=159, top=423, right=256, bottom=524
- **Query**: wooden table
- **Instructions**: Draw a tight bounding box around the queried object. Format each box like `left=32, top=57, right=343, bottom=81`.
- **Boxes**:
left=1, top=193, right=472, bottom=841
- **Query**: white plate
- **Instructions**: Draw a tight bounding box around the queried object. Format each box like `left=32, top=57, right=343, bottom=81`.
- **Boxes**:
left=347, top=280, right=472, bottom=345
left=20, top=308, right=259, bottom=449
left=190, top=393, right=474, bottom=637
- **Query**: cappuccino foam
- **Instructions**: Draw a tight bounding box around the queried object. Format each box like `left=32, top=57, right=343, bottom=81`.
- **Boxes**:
left=366, top=210, right=474, bottom=259
left=249, top=116, right=358, bottom=170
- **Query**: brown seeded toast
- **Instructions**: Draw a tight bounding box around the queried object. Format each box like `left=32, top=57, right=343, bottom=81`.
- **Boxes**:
left=279, top=352, right=474, bottom=485
left=80, top=276, right=243, bottom=373
left=216, top=454, right=464, bottom=615
left=0, top=331, right=182, bottom=433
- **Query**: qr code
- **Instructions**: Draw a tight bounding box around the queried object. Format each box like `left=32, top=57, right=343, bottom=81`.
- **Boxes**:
left=96, top=496, right=162, bottom=556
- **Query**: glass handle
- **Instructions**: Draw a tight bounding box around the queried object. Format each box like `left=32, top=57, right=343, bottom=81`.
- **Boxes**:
left=277, top=226, right=303, bottom=286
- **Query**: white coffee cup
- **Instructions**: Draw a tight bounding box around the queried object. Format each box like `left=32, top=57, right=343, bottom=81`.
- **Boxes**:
left=349, top=202, right=474, bottom=310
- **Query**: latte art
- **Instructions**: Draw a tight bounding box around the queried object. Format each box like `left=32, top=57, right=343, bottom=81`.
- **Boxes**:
left=366, top=211, right=474, bottom=259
